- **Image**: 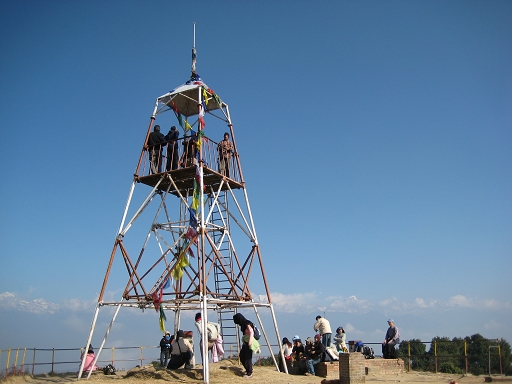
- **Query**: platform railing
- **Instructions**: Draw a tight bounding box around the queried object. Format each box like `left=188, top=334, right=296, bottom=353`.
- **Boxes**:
left=141, top=135, right=241, bottom=184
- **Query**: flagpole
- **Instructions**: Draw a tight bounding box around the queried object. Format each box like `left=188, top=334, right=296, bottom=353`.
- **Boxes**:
left=192, top=23, right=197, bottom=75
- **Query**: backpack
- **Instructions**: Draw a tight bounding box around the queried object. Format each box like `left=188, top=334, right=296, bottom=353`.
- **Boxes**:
left=206, top=321, right=219, bottom=341
left=249, top=321, right=261, bottom=340
left=362, top=346, right=375, bottom=359
left=103, top=364, right=116, bottom=375
left=354, top=341, right=364, bottom=352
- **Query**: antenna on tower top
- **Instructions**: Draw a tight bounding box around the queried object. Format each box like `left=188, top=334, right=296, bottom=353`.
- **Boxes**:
left=191, top=22, right=197, bottom=76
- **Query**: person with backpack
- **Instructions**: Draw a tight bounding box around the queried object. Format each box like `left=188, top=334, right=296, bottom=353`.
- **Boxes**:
left=194, top=312, right=224, bottom=363
left=159, top=331, right=172, bottom=367
left=167, top=330, right=194, bottom=370
left=233, top=313, right=260, bottom=379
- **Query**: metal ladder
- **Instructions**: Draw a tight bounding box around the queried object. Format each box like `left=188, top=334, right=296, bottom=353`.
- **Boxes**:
left=208, top=190, right=240, bottom=358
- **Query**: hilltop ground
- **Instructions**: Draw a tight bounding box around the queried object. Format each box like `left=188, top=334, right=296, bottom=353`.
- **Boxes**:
left=4, top=359, right=509, bottom=384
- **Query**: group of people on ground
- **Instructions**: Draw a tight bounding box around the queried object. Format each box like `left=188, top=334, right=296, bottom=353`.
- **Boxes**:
left=158, top=330, right=194, bottom=370
left=280, top=316, right=400, bottom=377
left=158, top=312, right=227, bottom=371
left=279, top=315, right=340, bottom=376
left=86, top=315, right=399, bottom=377
left=147, top=125, right=234, bottom=176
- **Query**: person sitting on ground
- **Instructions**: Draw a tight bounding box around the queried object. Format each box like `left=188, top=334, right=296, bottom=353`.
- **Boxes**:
left=300, top=337, right=314, bottom=374
left=291, top=335, right=305, bottom=367
left=382, top=319, right=400, bottom=359
left=167, top=330, right=194, bottom=370
left=334, top=326, right=347, bottom=353
left=80, top=344, right=98, bottom=372
left=305, top=334, right=326, bottom=376
left=279, top=337, right=293, bottom=372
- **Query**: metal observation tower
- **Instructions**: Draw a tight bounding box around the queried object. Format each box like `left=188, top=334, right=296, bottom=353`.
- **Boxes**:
left=79, top=36, right=285, bottom=382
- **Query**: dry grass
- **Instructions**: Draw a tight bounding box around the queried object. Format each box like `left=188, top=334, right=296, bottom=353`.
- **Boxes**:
left=2, top=359, right=507, bottom=384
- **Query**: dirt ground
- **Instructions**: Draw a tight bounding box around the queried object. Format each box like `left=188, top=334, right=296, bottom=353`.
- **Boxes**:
left=4, top=359, right=510, bottom=384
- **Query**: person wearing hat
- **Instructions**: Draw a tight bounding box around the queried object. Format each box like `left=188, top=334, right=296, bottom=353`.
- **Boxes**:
left=168, top=330, right=194, bottom=369
left=305, top=334, right=326, bottom=376
left=334, top=326, right=347, bottom=353
left=80, top=344, right=98, bottom=372
left=382, top=319, right=400, bottom=359
left=159, top=331, right=172, bottom=367
left=147, top=124, right=166, bottom=173
left=165, top=126, right=180, bottom=171
left=291, top=336, right=305, bottom=367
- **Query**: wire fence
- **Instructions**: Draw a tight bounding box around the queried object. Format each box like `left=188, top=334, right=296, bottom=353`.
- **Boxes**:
left=1, top=339, right=507, bottom=379
left=0, top=346, right=160, bottom=378
left=0, top=343, right=262, bottom=379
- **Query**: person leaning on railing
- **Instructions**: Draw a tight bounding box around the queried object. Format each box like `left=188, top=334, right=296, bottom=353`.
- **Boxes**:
left=147, top=125, right=166, bottom=173
left=179, top=131, right=197, bottom=168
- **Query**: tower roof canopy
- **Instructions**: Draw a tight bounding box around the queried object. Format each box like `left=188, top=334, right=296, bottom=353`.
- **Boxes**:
left=157, top=78, right=222, bottom=118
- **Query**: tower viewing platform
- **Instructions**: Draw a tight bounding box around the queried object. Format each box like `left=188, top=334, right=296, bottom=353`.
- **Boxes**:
left=136, top=134, right=244, bottom=195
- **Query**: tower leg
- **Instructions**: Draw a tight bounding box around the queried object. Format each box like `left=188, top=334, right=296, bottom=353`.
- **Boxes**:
left=86, top=301, right=123, bottom=379
left=269, top=304, right=287, bottom=374
left=78, top=304, right=100, bottom=379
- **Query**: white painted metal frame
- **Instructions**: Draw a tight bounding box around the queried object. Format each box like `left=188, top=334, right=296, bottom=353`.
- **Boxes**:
left=79, top=83, right=287, bottom=383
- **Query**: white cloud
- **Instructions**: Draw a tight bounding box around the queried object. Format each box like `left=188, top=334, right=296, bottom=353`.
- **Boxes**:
left=328, top=295, right=372, bottom=313
left=447, top=294, right=473, bottom=308
left=0, top=291, right=59, bottom=314
left=413, top=297, right=438, bottom=308
left=2, top=290, right=510, bottom=320
left=0, top=292, right=95, bottom=315
left=270, top=292, right=319, bottom=313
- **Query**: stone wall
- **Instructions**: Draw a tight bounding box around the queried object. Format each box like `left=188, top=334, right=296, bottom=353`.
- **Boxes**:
left=365, top=358, right=404, bottom=375
left=312, top=355, right=404, bottom=381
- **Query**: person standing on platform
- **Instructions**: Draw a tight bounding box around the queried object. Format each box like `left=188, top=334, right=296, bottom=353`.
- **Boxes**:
left=148, top=125, right=166, bottom=173
left=218, top=132, right=234, bottom=177
left=165, top=126, right=179, bottom=171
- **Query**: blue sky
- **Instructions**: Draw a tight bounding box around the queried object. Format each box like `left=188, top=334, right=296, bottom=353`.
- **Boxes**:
left=1, top=0, right=511, bottom=365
